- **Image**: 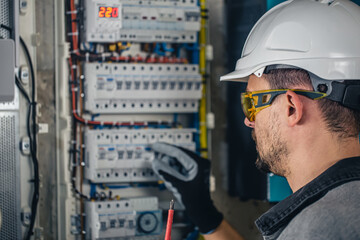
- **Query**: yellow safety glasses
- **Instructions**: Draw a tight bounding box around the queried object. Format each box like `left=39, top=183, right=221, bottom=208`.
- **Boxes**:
left=241, top=89, right=327, bottom=122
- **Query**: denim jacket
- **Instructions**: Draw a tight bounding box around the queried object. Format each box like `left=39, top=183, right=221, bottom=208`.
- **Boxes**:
left=255, top=157, right=360, bottom=240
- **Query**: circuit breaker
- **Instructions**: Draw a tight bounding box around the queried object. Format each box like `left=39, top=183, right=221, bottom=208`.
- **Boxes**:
left=84, top=63, right=202, bottom=113
left=85, top=128, right=196, bottom=183
left=85, top=197, right=162, bottom=239
left=84, top=0, right=200, bottom=43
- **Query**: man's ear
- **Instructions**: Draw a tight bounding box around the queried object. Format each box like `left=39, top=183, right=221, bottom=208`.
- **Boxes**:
left=285, top=90, right=304, bottom=127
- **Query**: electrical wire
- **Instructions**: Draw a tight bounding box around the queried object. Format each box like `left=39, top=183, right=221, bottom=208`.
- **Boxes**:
left=18, top=36, right=40, bottom=240
left=70, top=122, right=90, bottom=200
left=165, top=200, right=175, bottom=240
left=0, top=24, right=12, bottom=39
left=15, top=76, right=30, bottom=103
left=16, top=76, right=40, bottom=240
left=79, top=125, right=86, bottom=238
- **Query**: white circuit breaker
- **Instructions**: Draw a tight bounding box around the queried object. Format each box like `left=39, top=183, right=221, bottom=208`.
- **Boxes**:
left=84, top=0, right=200, bottom=43
left=85, top=197, right=162, bottom=240
left=85, top=128, right=196, bottom=183
left=84, top=63, right=202, bottom=113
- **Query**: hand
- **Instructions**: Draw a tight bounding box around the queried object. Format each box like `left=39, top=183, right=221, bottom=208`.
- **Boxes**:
left=151, top=142, right=223, bottom=234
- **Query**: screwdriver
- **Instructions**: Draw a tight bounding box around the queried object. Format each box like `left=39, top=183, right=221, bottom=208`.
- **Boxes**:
left=165, top=199, right=175, bottom=240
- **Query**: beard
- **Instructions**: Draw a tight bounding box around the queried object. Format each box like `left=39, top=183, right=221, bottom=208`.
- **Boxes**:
left=252, top=113, right=289, bottom=176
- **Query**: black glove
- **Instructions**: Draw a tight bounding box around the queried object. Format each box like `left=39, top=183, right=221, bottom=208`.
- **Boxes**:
left=151, top=142, right=223, bottom=234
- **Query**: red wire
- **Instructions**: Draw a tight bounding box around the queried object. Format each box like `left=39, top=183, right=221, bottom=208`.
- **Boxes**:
left=165, top=209, right=174, bottom=240
left=69, top=0, right=79, bottom=53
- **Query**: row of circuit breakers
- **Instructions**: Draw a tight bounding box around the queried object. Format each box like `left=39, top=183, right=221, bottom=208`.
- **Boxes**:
left=79, top=0, right=202, bottom=239
left=85, top=197, right=162, bottom=239
left=84, top=63, right=202, bottom=113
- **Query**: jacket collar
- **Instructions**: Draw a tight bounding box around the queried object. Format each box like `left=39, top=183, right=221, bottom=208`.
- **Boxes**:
left=256, top=156, right=360, bottom=237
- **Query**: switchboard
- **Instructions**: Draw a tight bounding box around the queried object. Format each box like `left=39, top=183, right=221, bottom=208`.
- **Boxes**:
left=62, top=0, right=209, bottom=238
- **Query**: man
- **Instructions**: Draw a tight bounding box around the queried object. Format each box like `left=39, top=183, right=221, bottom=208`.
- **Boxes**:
left=152, top=0, right=360, bottom=239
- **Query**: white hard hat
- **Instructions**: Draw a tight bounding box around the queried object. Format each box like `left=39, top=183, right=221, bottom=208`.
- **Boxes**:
left=221, top=0, right=360, bottom=82
left=220, top=0, right=360, bottom=110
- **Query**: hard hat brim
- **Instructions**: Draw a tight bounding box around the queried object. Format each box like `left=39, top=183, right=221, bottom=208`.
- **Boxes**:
left=219, top=69, right=251, bottom=82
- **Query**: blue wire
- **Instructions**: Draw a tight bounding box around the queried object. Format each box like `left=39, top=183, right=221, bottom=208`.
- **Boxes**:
left=93, top=43, right=97, bottom=54
left=173, top=113, right=178, bottom=124
left=82, top=42, right=96, bottom=53
left=161, top=43, right=174, bottom=52
left=192, top=42, right=200, bottom=64
left=90, top=183, right=97, bottom=198
left=91, top=114, right=101, bottom=129
left=82, top=42, right=89, bottom=51
left=183, top=43, right=197, bottom=51
left=154, top=43, right=175, bottom=56
left=154, top=43, right=164, bottom=56
left=98, top=184, right=130, bottom=189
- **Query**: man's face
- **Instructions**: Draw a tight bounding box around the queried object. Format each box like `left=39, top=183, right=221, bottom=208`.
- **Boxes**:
left=245, top=75, right=289, bottom=176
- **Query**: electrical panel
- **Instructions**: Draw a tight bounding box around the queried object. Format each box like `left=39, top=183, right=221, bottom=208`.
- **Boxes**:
left=84, top=63, right=202, bottom=113
left=84, top=0, right=200, bottom=43
left=85, top=128, right=196, bottom=183
left=85, top=197, right=162, bottom=239
left=63, top=0, right=208, bottom=237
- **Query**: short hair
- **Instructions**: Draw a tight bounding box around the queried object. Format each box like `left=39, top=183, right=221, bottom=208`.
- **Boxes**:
left=263, top=69, right=360, bottom=139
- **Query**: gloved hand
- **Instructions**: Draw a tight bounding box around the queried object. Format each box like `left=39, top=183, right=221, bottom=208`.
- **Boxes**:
left=151, top=142, right=223, bottom=234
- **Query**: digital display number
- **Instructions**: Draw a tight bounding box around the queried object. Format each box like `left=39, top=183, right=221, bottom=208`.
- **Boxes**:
left=98, top=6, right=119, bottom=18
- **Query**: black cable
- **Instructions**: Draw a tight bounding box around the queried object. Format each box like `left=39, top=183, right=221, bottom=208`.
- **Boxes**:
left=16, top=77, right=38, bottom=240
left=68, top=57, right=90, bottom=200
left=15, top=75, right=34, bottom=154
left=70, top=123, right=89, bottom=200
left=0, top=24, right=13, bottom=38
left=19, top=36, right=39, bottom=240
left=77, top=0, right=85, bottom=50
left=15, top=76, right=30, bottom=103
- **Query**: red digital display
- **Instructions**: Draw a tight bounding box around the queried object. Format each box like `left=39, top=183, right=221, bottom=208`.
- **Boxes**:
left=98, top=6, right=119, bottom=18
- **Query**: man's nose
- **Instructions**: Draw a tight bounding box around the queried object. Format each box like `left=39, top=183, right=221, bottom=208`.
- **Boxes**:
left=244, top=117, right=255, bottom=128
